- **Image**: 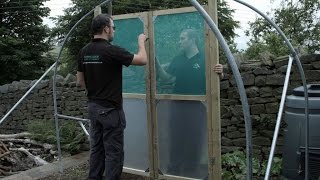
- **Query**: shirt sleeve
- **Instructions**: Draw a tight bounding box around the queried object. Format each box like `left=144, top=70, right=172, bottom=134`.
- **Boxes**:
left=77, top=49, right=83, bottom=72
left=104, top=45, right=134, bottom=67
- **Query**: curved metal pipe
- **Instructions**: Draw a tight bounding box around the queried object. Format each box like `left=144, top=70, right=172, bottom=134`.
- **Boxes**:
left=232, top=1, right=310, bottom=179
left=189, top=0, right=253, bottom=179
left=52, top=0, right=113, bottom=172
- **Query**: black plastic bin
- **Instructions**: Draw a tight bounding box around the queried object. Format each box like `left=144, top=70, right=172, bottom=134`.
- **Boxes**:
left=282, top=84, right=320, bottom=179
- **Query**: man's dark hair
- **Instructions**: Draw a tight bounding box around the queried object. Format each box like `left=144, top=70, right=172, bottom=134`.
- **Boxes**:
left=91, top=14, right=112, bottom=35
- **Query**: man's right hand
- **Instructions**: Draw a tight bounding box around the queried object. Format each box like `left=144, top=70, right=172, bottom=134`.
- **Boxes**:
left=132, top=34, right=148, bottom=66
left=138, top=34, right=147, bottom=44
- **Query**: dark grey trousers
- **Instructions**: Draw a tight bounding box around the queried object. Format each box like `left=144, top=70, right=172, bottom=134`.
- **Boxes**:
left=87, top=102, right=126, bottom=180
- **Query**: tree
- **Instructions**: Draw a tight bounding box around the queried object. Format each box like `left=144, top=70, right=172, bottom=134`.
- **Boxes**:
left=51, top=0, right=239, bottom=73
left=245, top=0, right=320, bottom=59
left=0, top=0, right=53, bottom=85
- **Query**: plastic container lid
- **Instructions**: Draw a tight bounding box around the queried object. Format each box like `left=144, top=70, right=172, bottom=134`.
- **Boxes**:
left=293, top=84, right=320, bottom=97
left=286, top=84, right=320, bottom=110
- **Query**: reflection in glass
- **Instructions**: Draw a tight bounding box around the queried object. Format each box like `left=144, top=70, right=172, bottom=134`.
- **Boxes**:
left=113, top=18, right=146, bottom=94
left=123, top=99, right=148, bottom=170
left=154, top=12, right=206, bottom=95
left=158, top=100, right=208, bottom=178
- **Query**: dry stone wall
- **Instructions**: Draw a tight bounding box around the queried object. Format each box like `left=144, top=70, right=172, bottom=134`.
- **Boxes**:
left=0, top=54, right=319, bottom=159
left=220, top=54, right=320, bottom=158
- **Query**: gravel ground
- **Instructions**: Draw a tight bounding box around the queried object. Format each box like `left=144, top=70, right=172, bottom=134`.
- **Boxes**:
left=38, top=162, right=146, bottom=180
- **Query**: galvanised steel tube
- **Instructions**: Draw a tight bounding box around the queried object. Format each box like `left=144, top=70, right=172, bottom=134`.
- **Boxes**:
left=56, top=114, right=90, bottom=136
left=56, top=113, right=90, bottom=123
left=189, top=0, right=253, bottom=179
left=232, top=1, right=310, bottom=179
left=52, top=0, right=114, bottom=172
left=78, top=121, right=90, bottom=137
left=265, top=56, right=293, bottom=177
left=0, top=62, right=56, bottom=126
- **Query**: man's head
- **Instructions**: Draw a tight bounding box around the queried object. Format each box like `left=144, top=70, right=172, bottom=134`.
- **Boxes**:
left=179, top=29, right=199, bottom=52
left=91, top=14, right=115, bottom=42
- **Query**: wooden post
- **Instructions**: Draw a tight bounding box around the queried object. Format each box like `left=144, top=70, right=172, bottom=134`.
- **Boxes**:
left=108, top=2, right=112, bottom=15
left=94, top=6, right=102, bottom=17
left=146, top=11, right=159, bottom=179
left=206, top=0, right=221, bottom=179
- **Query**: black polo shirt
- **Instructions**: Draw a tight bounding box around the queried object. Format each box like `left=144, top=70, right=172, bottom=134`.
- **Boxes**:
left=77, top=38, right=134, bottom=109
left=167, top=52, right=205, bottom=95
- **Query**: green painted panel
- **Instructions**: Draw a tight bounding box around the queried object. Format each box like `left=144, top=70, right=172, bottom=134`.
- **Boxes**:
left=113, top=18, right=146, bottom=94
left=154, top=12, right=206, bottom=95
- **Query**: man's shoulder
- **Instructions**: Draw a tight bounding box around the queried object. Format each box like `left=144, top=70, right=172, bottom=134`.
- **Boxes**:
left=105, top=44, right=129, bottom=52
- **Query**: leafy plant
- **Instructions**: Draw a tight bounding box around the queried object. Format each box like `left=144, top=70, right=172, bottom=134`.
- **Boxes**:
left=222, top=150, right=282, bottom=179
left=27, top=120, right=87, bottom=154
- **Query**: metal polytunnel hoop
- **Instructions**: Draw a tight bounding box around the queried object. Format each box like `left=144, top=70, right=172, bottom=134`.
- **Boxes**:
left=232, top=1, right=310, bottom=179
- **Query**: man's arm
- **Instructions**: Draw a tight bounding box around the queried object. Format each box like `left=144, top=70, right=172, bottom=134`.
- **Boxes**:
left=131, top=34, right=148, bottom=66
left=155, top=57, right=175, bottom=82
left=76, top=71, right=86, bottom=89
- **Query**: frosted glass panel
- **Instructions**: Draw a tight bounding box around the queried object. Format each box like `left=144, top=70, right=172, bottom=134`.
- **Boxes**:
left=154, top=12, right=206, bottom=95
left=157, top=100, right=208, bottom=178
left=113, top=18, right=146, bottom=94
left=123, top=99, right=148, bottom=170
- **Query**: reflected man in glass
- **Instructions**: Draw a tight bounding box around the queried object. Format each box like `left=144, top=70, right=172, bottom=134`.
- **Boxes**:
left=157, top=29, right=223, bottom=177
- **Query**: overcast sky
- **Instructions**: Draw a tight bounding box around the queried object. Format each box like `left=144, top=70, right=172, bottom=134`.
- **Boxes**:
left=43, top=0, right=281, bottom=50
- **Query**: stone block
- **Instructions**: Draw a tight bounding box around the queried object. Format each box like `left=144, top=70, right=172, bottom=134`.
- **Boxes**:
left=231, top=105, right=243, bottom=117
left=227, top=126, right=237, bottom=132
left=253, top=137, right=271, bottom=146
left=221, top=137, right=233, bottom=146
left=242, top=73, right=255, bottom=86
left=248, top=97, right=277, bottom=105
left=255, top=75, right=266, bottom=86
left=246, top=86, right=260, bottom=98
left=265, top=102, right=279, bottom=113
left=227, top=88, right=240, bottom=99
left=226, top=131, right=242, bottom=139
left=260, top=130, right=274, bottom=138
left=221, top=99, right=239, bottom=106
left=64, top=73, right=76, bottom=84
left=230, top=73, right=255, bottom=86
left=273, top=56, right=289, bottom=68
left=266, top=74, right=285, bottom=85
left=232, top=138, right=246, bottom=146
left=300, top=54, right=320, bottom=63
left=220, top=80, right=230, bottom=90
left=260, top=86, right=273, bottom=97
left=253, top=67, right=273, bottom=75
left=8, top=82, right=19, bottom=92
left=221, top=106, right=232, bottom=119
left=260, top=114, right=277, bottom=123
left=221, top=146, right=242, bottom=154
left=0, top=84, right=9, bottom=94
left=305, top=70, right=320, bottom=81
left=312, top=60, right=320, bottom=69
left=277, top=65, right=292, bottom=74
left=250, top=104, right=265, bottom=115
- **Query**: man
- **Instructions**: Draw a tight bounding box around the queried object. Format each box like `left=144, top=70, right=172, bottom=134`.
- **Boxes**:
left=157, top=29, right=223, bottom=95
left=156, top=29, right=223, bottom=177
left=76, top=14, right=147, bottom=180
